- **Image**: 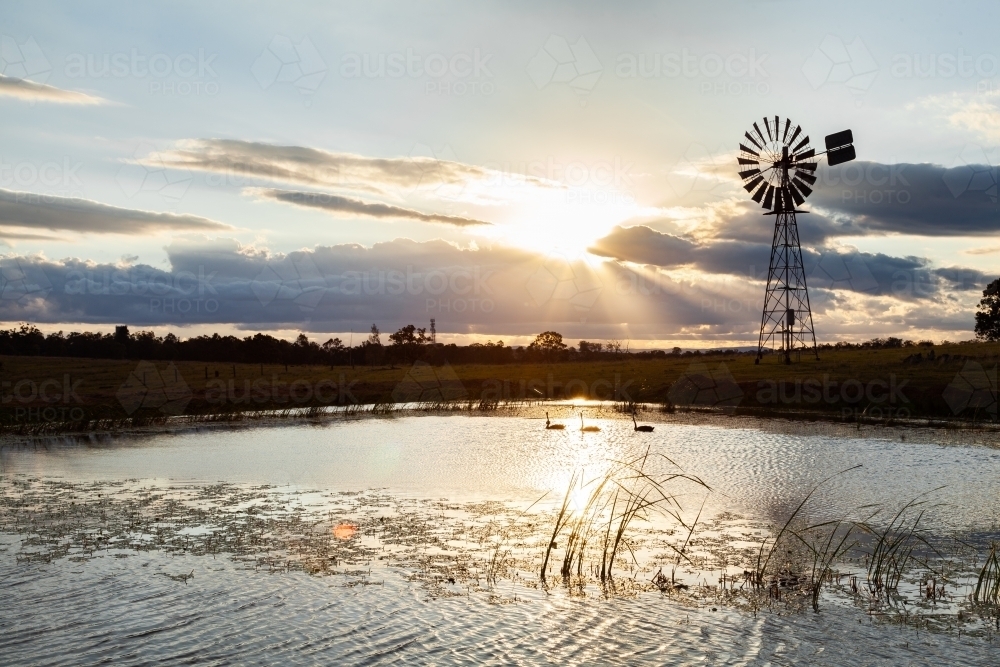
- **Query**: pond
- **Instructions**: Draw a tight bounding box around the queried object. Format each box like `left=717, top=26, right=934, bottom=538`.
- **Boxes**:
left=2, top=410, right=999, bottom=665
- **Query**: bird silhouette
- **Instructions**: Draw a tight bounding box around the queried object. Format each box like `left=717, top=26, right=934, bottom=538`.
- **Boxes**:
left=580, top=412, right=600, bottom=432
left=632, top=411, right=654, bottom=432
left=545, top=411, right=565, bottom=430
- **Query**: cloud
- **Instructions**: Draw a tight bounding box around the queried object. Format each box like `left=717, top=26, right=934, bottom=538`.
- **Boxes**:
left=0, top=237, right=745, bottom=339
left=588, top=224, right=696, bottom=266
left=152, top=139, right=548, bottom=196
left=808, top=162, right=1000, bottom=236
left=0, top=189, right=232, bottom=235
left=0, top=234, right=981, bottom=343
left=966, top=245, right=1000, bottom=255
left=249, top=188, right=491, bottom=227
left=916, top=92, right=1000, bottom=144
left=670, top=160, right=999, bottom=240
left=589, top=224, right=987, bottom=301
left=0, top=75, right=106, bottom=105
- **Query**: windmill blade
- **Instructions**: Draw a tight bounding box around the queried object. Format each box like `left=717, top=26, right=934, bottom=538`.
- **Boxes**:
left=744, top=133, right=762, bottom=150
left=743, top=175, right=763, bottom=192
left=788, top=125, right=802, bottom=147
left=796, top=162, right=817, bottom=172
left=738, top=157, right=759, bottom=166
left=762, top=185, right=774, bottom=210
left=792, top=176, right=813, bottom=196
left=764, top=117, right=773, bottom=141
left=751, top=180, right=767, bottom=203
left=794, top=170, right=816, bottom=185
left=788, top=181, right=805, bottom=206
left=794, top=148, right=815, bottom=161
left=740, top=143, right=760, bottom=157
left=792, top=135, right=810, bottom=153
left=753, top=122, right=767, bottom=145
left=739, top=168, right=761, bottom=180
left=782, top=118, right=791, bottom=142
left=774, top=116, right=780, bottom=142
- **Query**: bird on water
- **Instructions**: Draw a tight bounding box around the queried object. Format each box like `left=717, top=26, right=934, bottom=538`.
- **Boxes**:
left=545, top=411, right=565, bottom=430
left=632, top=411, right=654, bottom=432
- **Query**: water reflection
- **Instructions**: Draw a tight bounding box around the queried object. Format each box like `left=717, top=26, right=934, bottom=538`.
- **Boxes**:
left=2, top=413, right=999, bottom=531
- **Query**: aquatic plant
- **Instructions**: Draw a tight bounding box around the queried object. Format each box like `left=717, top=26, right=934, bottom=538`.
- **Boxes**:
left=973, top=542, right=1000, bottom=605
left=539, top=447, right=710, bottom=586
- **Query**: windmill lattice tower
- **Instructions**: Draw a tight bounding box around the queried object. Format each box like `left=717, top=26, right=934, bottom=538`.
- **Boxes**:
left=737, top=116, right=856, bottom=364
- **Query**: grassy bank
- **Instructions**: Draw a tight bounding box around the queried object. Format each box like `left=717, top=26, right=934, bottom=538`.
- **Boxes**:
left=0, top=340, right=998, bottom=431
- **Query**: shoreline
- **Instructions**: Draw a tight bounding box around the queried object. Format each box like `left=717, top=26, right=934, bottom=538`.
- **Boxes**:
left=2, top=399, right=998, bottom=448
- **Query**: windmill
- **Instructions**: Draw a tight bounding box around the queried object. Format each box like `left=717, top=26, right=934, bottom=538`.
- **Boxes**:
left=738, top=116, right=856, bottom=364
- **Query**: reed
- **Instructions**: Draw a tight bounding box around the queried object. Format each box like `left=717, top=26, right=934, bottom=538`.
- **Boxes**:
left=856, top=490, right=940, bottom=598
left=750, top=465, right=862, bottom=591
left=973, top=542, right=1000, bottom=605
left=539, top=447, right=710, bottom=587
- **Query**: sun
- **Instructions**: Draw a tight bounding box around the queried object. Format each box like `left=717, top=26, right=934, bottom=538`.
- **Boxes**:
left=475, top=181, right=644, bottom=258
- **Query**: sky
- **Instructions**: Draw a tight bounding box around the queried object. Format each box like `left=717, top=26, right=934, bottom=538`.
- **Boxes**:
left=0, top=0, right=998, bottom=348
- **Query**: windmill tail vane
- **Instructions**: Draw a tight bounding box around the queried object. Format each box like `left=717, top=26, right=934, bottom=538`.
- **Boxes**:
left=737, top=116, right=856, bottom=364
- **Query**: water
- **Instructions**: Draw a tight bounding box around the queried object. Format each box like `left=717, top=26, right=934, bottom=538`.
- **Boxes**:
left=2, top=413, right=999, bottom=665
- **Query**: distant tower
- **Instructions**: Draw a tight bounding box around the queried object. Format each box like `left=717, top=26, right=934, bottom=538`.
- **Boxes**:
left=737, top=116, right=856, bottom=364
left=430, top=318, right=436, bottom=344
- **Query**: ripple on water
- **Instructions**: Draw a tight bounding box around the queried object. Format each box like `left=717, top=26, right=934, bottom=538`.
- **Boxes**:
left=3, top=414, right=1000, bottom=664
left=1, top=550, right=996, bottom=666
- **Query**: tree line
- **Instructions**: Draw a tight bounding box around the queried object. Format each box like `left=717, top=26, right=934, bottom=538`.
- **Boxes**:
left=0, top=317, right=983, bottom=368
left=0, top=324, right=681, bottom=366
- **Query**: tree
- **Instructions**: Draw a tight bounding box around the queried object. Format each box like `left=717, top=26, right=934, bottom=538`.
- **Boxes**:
left=365, top=324, right=383, bottom=366
left=388, top=324, right=427, bottom=346
left=528, top=331, right=566, bottom=360
left=975, top=278, right=1000, bottom=341
left=322, top=338, right=345, bottom=352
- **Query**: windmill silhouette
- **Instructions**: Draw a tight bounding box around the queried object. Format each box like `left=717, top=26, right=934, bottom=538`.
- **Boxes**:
left=738, top=116, right=856, bottom=364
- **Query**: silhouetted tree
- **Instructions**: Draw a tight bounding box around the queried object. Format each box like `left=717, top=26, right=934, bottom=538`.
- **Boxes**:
left=975, top=278, right=1000, bottom=341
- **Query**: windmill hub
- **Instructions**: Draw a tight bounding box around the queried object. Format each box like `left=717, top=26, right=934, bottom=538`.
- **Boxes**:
left=737, top=116, right=856, bottom=363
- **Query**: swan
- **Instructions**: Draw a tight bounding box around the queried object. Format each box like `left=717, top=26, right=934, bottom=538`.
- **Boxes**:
left=632, top=411, right=654, bottom=432
left=580, top=412, right=600, bottom=432
left=545, top=411, right=565, bottom=430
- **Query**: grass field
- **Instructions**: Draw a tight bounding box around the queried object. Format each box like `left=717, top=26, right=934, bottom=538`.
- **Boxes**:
left=0, top=340, right=997, bottom=430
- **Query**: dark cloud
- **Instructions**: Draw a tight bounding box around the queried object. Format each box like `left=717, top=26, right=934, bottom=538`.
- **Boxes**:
left=587, top=224, right=695, bottom=265
left=590, top=225, right=988, bottom=301
left=250, top=188, right=490, bottom=227
left=810, top=161, right=1000, bottom=236
left=0, top=75, right=106, bottom=104
left=0, top=238, right=773, bottom=340
left=0, top=189, right=232, bottom=235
